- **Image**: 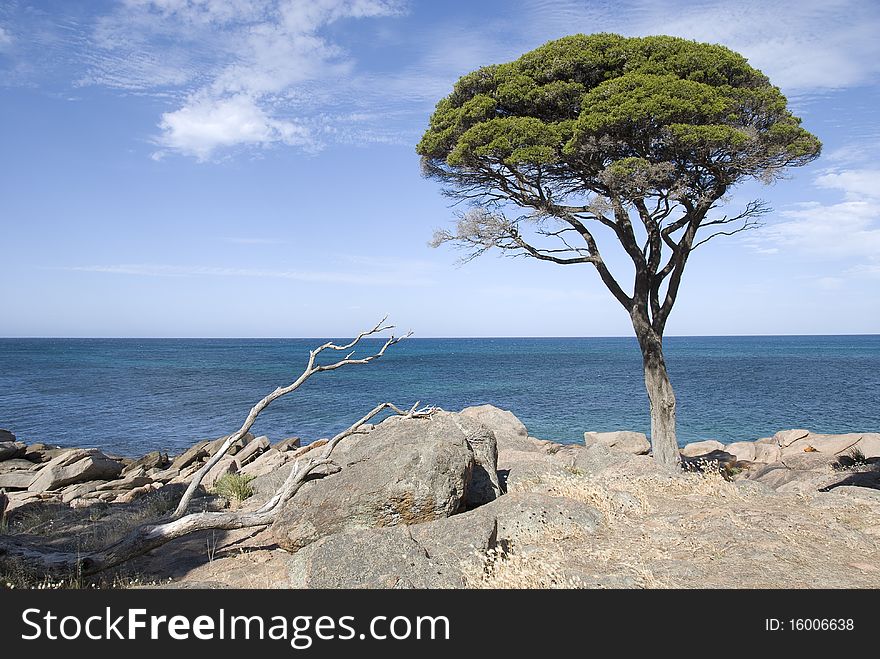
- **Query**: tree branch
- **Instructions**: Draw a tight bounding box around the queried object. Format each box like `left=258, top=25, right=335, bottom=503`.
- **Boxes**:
left=172, top=317, right=410, bottom=518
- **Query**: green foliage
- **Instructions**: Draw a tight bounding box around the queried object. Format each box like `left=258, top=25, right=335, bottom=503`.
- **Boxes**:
left=213, top=473, right=255, bottom=503
left=418, top=33, right=820, bottom=199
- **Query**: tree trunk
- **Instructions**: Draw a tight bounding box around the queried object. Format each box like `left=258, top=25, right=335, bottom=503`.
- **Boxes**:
left=633, top=319, right=680, bottom=467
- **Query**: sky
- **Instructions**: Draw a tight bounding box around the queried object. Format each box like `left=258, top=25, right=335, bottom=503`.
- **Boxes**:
left=1, top=0, right=878, bottom=338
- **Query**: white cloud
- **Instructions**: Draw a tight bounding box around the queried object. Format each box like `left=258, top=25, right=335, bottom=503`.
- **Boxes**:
left=815, top=169, right=880, bottom=201
left=156, top=93, right=315, bottom=160
left=763, top=200, right=880, bottom=261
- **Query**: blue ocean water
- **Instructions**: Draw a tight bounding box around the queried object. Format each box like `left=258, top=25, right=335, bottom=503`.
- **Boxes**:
left=0, top=336, right=878, bottom=456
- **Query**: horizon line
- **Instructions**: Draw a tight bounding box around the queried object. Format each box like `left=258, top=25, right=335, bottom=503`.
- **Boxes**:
left=1, top=333, right=878, bottom=340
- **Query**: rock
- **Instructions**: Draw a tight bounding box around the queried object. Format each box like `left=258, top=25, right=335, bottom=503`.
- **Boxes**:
left=681, top=449, right=738, bottom=472
left=0, top=458, right=39, bottom=473
left=4, top=490, right=45, bottom=513
left=476, top=492, right=602, bottom=548
left=450, top=414, right=501, bottom=507
left=204, top=457, right=238, bottom=489
left=460, top=404, right=533, bottom=451
left=583, top=430, right=650, bottom=455
left=60, top=480, right=106, bottom=503
left=23, top=443, right=66, bottom=463
left=121, top=450, right=168, bottom=475
left=28, top=449, right=124, bottom=493
left=239, top=448, right=288, bottom=480
left=552, top=441, right=640, bottom=476
left=286, top=508, right=497, bottom=588
left=773, top=429, right=810, bottom=447
left=0, top=429, right=15, bottom=442
left=273, top=437, right=302, bottom=452
left=150, top=466, right=181, bottom=482
left=0, top=441, right=26, bottom=461
left=270, top=412, right=475, bottom=551
left=0, top=471, right=36, bottom=490
left=497, top=449, right=572, bottom=490
left=96, top=474, right=153, bottom=491
left=115, top=484, right=155, bottom=504
left=724, top=442, right=757, bottom=462
left=784, top=433, right=865, bottom=457
left=170, top=440, right=210, bottom=470
left=681, top=440, right=725, bottom=457
left=752, top=443, right=782, bottom=463
left=857, top=434, right=880, bottom=458
left=234, top=436, right=270, bottom=466
left=206, top=432, right=255, bottom=457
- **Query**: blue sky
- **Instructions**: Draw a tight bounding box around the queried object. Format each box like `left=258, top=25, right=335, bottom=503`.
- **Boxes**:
left=1, top=0, right=878, bottom=337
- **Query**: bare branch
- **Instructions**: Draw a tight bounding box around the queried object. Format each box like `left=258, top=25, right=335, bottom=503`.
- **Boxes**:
left=172, top=318, right=409, bottom=518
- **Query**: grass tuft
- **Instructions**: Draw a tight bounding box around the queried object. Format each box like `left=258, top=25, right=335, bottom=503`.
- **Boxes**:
left=213, top=473, right=255, bottom=503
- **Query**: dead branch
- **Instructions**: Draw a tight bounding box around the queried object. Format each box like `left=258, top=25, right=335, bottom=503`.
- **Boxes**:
left=172, top=316, right=410, bottom=518
left=0, top=320, right=432, bottom=578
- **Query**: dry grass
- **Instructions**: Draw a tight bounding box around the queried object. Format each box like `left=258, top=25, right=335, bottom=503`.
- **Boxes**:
left=464, top=541, right=584, bottom=589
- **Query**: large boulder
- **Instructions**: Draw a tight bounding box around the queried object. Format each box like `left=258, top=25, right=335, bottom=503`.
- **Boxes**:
left=0, top=429, right=16, bottom=443
left=270, top=411, right=478, bottom=551
left=583, top=430, right=650, bottom=455
left=27, top=449, right=124, bottom=492
left=286, top=508, right=497, bottom=588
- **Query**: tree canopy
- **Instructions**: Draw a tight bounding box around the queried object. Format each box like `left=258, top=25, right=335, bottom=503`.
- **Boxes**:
left=417, top=33, right=820, bottom=335
left=418, top=33, right=819, bottom=205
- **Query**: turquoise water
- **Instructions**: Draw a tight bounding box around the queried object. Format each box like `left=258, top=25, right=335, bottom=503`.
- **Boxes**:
left=0, top=336, right=878, bottom=456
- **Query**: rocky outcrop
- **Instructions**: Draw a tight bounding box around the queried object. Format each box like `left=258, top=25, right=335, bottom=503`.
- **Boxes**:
left=270, top=411, right=481, bottom=551
left=286, top=509, right=497, bottom=588
left=28, top=449, right=124, bottom=492
left=583, top=430, right=650, bottom=455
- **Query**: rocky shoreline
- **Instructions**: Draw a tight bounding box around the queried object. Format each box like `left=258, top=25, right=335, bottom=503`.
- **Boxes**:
left=1, top=409, right=879, bottom=588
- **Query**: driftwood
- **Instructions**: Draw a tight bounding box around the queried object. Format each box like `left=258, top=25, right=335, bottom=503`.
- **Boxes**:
left=0, top=319, right=431, bottom=577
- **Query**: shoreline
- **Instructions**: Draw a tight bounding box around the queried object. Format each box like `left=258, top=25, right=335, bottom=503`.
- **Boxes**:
left=1, top=408, right=879, bottom=589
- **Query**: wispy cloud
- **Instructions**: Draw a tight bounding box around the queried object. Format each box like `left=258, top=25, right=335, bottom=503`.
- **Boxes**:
left=82, top=0, right=406, bottom=160
left=0, top=24, right=13, bottom=50
left=63, top=263, right=433, bottom=287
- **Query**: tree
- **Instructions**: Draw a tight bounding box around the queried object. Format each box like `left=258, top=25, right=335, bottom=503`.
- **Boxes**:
left=417, top=34, right=820, bottom=467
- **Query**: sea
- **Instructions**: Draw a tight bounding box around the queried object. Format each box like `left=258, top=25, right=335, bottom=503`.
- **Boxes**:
left=0, top=335, right=878, bottom=457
